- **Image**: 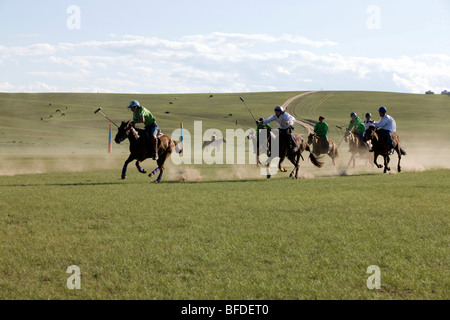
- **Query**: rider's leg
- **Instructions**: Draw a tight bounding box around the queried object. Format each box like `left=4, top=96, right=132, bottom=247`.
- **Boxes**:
left=147, top=123, right=159, bottom=160
left=322, top=135, right=330, bottom=153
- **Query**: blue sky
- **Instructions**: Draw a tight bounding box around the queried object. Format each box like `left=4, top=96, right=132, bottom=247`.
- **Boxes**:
left=0, top=0, right=449, bottom=93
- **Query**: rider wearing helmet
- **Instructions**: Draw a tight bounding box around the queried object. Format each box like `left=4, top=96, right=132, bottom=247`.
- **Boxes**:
left=374, top=107, right=396, bottom=152
left=314, top=116, right=329, bottom=153
left=128, top=100, right=159, bottom=160
left=347, top=112, right=366, bottom=143
left=364, top=112, right=376, bottom=130
left=259, top=106, right=297, bottom=153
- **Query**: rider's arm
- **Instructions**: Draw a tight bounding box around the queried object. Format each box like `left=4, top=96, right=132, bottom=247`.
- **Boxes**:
left=262, top=114, right=276, bottom=125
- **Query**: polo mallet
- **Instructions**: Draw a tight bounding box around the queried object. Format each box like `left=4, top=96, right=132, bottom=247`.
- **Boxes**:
left=239, top=97, right=258, bottom=123
left=94, top=107, right=119, bottom=128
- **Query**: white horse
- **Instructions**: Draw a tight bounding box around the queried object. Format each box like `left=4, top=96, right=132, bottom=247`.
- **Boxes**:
left=247, top=129, right=276, bottom=166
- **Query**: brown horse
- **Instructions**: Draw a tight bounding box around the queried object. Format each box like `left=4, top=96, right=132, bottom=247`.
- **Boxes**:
left=307, top=133, right=339, bottom=166
left=363, top=126, right=406, bottom=173
left=115, top=121, right=181, bottom=182
left=268, top=133, right=323, bottom=179
left=345, top=130, right=371, bottom=168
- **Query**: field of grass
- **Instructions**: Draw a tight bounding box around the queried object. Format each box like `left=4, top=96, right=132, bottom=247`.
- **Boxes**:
left=0, top=91, right=449, bottom=300
left=0, top=169, right=448, bottom=299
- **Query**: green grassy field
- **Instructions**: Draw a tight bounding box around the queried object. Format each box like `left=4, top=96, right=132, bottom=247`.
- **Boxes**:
left=0, top=169, right=448, bottom=299
left=0, top=91, right=449, bottom=300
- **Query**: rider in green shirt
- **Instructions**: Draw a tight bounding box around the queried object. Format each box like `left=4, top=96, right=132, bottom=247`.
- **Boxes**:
left=314, top=116, right=329, bottom=153
left=128, top=100, right=159, bottom=160
left=347, top=113, right=365, bottom=139
left=347, top=112, right=368, bottom=148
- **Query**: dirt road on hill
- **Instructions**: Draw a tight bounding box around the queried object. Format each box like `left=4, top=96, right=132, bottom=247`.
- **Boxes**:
left=282, top=91, right=318, bottom=133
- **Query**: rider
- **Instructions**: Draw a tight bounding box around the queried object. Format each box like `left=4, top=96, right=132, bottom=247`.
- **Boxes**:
left=259, top=106, right=297, bottom=154
left=128, top=100, right=159, bottom=161
left=347, top=112, right=366, bottom=141
left=347, top=112, right=368, bottom=150
left=364, top=112, right=376, bottom=130
left=374, top=107, right=396, bottom=153
left=314, top=116, right=329, bottom=153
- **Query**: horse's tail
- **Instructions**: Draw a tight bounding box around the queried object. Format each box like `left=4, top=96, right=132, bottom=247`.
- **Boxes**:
left=309, top=153, right=324, bottom=168
left=173, top=140, right=183, bottom=154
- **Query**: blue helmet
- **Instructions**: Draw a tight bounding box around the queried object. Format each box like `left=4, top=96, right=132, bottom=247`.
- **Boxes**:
left=379, top=107, right=387, bottom=113
left=128, top=100, right=140, bottom=108
left=350, top=112, right=357, bottom=117
left=274, top=106, right=284, bottom=113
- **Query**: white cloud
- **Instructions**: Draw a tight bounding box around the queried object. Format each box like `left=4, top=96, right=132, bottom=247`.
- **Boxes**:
left=0, top=33, right=449, bottom=93
left=0, top=81, right=58, bottom=92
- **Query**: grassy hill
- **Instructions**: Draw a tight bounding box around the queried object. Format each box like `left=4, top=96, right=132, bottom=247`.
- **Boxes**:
left=1, top=91, right=448, bottom=153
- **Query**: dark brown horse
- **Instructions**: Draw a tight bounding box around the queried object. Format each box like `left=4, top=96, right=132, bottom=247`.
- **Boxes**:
left=270, top=133, right=323, bottom=179
left=115, top=121, right=181, bottom=182
left=345, top=130, right=371, bottom=168
left=307, top=133, right=339, bottom=166
left=363, top=126, right=406, bottom=173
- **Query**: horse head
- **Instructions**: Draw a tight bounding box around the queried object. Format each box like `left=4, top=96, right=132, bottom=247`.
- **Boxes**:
left=247, top=129, right=257, bottom=140
left=307, top=132, right=315, bottom=145
left=115, top=121, right=131, bottom=144
left=345, top=129, right=350, bottom=143
left=364, top=126, right=377, bottom=142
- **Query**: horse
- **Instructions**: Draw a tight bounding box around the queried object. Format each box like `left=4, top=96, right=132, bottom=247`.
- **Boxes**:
left=202, top=134, right=226, bottom=152
left=247, top=129, right=274, bottom=166
left=277, top=133, right=324, bottom=179
left=256, top=131, right=323, bottom=179
left=363, top=126, right=406, bottom=173
left=307, top=133, right=339, bottom=166
left=114, top=121, right=181, bottom=183
left=344, top=130, right=371, bottom=168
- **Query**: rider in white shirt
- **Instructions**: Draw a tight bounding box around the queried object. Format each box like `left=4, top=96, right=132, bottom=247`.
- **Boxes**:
left=260, top=106, right=297, bottom=153
left=374, top=107, right=396, bottom=151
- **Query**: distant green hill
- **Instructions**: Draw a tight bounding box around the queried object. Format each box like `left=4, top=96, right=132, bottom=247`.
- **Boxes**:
left=1, top=91, right=449, bottom=154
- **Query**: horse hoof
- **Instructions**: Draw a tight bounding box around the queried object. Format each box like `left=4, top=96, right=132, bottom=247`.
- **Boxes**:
left=377, top=165, right=383, bottom=168
left=398, top=167, right=402, bottom=173
left=141, top=170, right=147, bottom=174
left=148, top=173, right=154, bottom=178
left=121, top=175, right=126, bottom=180
left=267, top=174, right=271, bottom=179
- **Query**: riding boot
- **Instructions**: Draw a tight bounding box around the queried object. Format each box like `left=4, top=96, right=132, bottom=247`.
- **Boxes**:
left=152, top=136, right=159, bottom=161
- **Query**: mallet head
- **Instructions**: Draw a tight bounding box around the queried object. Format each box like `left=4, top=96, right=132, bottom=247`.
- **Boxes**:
left=94, top=107, right=102, bottom=114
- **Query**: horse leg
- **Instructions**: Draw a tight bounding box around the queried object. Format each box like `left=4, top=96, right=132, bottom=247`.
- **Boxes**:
left=121, top=155, right=134, bottom=179
left=395, top=145, right=402, bottom=172
left=329, top=148, right=336, bottom=166
left=279, top=154, right=287, bottom=173
left=149, top=167, right=160, bottom=178
left=293, top=153, right=300, bottom=179
left=374, top=153, right=383, bottom=169
left=135, top=161, right=147, bottom=174
left=383, top=155, right=391, bottom=173
left=347, top=154, right=353, bottom=167
left=155, top=169, right=164, bottom=183
left=154, top=148, right=172, bottom=183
